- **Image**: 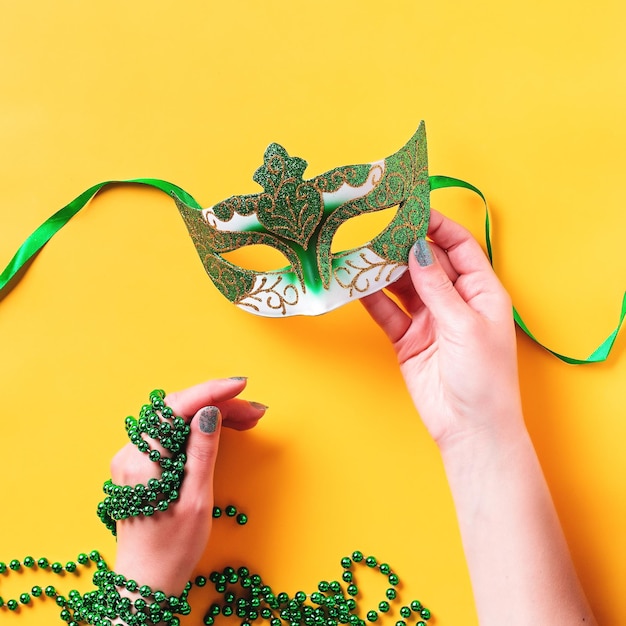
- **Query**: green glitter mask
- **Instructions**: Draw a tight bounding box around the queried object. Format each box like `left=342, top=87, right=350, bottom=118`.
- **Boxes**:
left=2, top=122, right=622, bottom=361
left=174, top=121, right=430, bottom=316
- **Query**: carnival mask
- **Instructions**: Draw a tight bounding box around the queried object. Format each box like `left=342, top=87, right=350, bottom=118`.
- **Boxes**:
left=174, top=121, right=430, bottom=316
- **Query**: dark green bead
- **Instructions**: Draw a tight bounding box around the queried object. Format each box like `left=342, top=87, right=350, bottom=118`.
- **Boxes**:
left=351, top=551, right=363, bottom=562
left=51, top=562, right=63, bottom=573
left=295, top=591, right=307, bottom=603
left=386, top=588, right=397, bottom=600
left=209, top=603, right=221, bottom=616
left=212, top=506, right=222, bottom=518
left=45, top=586, right=56, bottom=597
left=342, top=571, right=353, bottom=582
left=222, top=605, right=234, bottom=616
left=7, top=599, right=18, bottom=611
left=23, top=556, right=35, bottom=568
left=139, top=585, right=152, bottom=597
left=89, top=551, right=100, bottom=562
left=365, top=556, right=377, bottom=568
left=65, top=561, right=77, bottom=572
left=366, top=611, right=378, bottom=622
left=9, top=559, right=21, bottom=571
left=154, top=591, right=166, bottom=603
left=420, top=608, right=431, bottom=619
left=37, top=557, right=49, bottom=568
left=19, top=593, right=31, bottom=604
left=417, top=623, right=426, bottom=626
left=329, top=581, right=341, bottom=593
left=379, top=563, right=390, bottom=575
left=318, top=581, right=330, bottom=592
left=399, top=606, right=411, bottom=618
left=126, top=579, right=138, bottom=592
left=347, top=584, right=358, bottom=596
left=410, top=600, right=422, bottom=611
left=388, top=574, right=399, bottom=585
left=203, top=617, right=214, bottom=625
left=0, top=562, right=6, bottom=573
left=341, top=557, right=352, bottom=569
left=225, top=505, right=237, bottom=517
left=31, top=586, right=43, bottom=597
left=236, top=513, right=248, bottom=525
left=395, top=622, right=406, bottom=626
left=378, top=601, right=390, bottom=613
left=194, top=575, right=207, bottom=587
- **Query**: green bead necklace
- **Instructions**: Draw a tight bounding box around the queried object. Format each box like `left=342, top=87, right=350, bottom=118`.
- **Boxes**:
left=0, top=550, right=431, bottom=626
left=0, top=390, right=433, bottom=625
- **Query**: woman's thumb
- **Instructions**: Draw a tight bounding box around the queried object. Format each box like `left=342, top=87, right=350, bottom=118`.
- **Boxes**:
left=182, top=406, right=222, bottom=494
left=409, top=239, right=467, bottom=326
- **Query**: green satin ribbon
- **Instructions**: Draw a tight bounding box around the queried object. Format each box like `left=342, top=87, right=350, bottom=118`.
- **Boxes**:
left=430, top=175, right=626, bottom=364
left=0, top=179, right=202, bottom=298
left=1, top=177, right=623, bottom=364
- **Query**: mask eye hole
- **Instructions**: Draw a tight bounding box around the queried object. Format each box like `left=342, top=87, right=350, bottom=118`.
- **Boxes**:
left=222, top=245, right=292, bottom=273
left=330, top=205, right=399, bottom=254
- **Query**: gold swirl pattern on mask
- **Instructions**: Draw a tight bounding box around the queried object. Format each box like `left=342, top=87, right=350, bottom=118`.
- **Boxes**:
left=313, top=163, right=373, bottom=194
left=236, top=274, right=300, bottom=315
left=333, top=252, right=405, bottom=298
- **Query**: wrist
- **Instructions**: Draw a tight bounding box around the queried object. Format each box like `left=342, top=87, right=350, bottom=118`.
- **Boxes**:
left=114, top=552, right=192, bottom=598
left=437, top=410, right=530, bottom=475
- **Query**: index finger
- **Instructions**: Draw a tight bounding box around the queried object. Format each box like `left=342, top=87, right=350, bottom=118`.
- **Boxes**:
left=427, top=209, right=494, bottom=279
left=165, top=377, right=248, bottom=418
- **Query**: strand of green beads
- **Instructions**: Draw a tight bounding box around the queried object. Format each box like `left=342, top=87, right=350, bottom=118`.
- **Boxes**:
left=341, top=551, right=431, bottom=626
left=0, top=550, right=101, bottom=620
left=66, top=561, right=193, bottom=626
left=212, top=504, right=249, bottom=526
left=196, top=552, right=431, bottom=626
left=97, top=389, right=191, bottom=536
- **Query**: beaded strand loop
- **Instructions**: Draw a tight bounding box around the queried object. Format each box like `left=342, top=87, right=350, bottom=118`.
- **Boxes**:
left=97, top=389, right=190, bottom=535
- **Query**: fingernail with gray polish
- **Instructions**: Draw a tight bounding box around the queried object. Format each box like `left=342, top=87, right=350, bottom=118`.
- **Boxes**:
left=199, top=406, right=219, bottom=433
left=229, top=376, right=248, bottom=381
left=249, top=401, right=269, bottom=411
left=414, top=239, right=434, bottom=267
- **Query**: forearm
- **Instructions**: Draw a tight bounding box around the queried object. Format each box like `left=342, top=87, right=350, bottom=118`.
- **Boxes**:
left=439, top=421, right=597, bottom=626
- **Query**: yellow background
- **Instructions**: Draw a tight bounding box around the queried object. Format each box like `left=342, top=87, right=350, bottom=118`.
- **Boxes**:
left=1, top=1, right=625, bottom=624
